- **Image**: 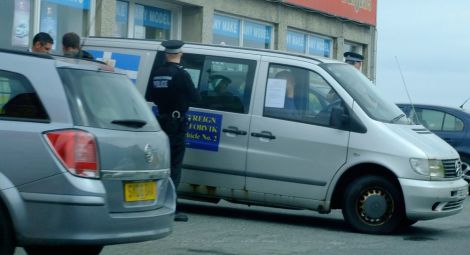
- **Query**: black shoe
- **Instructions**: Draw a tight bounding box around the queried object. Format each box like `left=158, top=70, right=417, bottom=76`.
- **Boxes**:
left=174, top=213, right=188, bottom=222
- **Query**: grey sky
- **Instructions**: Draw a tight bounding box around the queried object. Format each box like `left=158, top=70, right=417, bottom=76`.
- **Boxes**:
left=376, top=0, right=470, bottom=108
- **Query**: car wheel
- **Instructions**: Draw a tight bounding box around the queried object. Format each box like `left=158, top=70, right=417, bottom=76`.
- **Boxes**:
left=25, top=245, right=103, bottom=255
left=342, top=175, right=405, bottom=234
left=0, top=207, right=15, bottom=255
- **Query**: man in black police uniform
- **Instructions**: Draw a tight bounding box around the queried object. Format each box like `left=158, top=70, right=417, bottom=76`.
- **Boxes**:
left=146, top=40, right=200, bottom=222
left=343, top=51, right=364, bottom=70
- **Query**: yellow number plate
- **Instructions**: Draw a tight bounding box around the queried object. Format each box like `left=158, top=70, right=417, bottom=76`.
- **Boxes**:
left=124, top=181, right=157, bottom=202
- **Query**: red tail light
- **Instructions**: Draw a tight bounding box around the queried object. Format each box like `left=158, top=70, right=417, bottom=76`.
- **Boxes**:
left=45, top=129, right=99, bottom=179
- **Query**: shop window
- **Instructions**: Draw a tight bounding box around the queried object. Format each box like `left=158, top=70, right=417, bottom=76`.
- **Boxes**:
left=308, top=35, right=332, bottom=58
left=287, top=30, right=333, bottom=58
left=134, top=4, right=171, bottom=40
left=286, top=31, right=306, bottom=54
left=344, top=42, right=364, bottom=60
left=212, top=15, right=240, bottom=46
left=114, top=0, right=129, bottom=37
left=213, top=14, right=273, bottom=49
left=39, top=0, right=90, bottom=51
left=0, top=0, right=33, bottom=49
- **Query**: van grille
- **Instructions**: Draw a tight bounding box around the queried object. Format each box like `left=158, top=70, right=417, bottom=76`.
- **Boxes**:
left=442, top=159, right=462, bottom=178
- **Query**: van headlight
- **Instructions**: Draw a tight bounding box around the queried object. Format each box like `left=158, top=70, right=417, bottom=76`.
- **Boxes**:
left=410, top=158, right=445, bottom=177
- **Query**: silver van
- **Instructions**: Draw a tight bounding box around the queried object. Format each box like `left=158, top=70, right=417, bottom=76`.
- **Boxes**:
left=84, top=37, right=468, bottom=234
left=0, top=49, right=175, bottom=255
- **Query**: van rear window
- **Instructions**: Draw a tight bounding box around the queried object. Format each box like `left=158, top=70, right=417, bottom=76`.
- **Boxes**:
left=59, top=68, right=159, bottom=131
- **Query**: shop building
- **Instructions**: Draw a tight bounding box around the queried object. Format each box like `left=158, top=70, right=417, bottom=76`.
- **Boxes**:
left=0, top=0, right=377, bottom=79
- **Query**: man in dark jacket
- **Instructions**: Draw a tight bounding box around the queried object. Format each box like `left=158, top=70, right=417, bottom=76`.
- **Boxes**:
left=145, top=40, right=201, bottom=222
left=62, top=32, right=94, bottom=60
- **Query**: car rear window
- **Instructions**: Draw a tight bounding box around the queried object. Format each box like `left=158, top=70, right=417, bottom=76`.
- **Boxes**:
left=58, top=68, right=159, bottom=131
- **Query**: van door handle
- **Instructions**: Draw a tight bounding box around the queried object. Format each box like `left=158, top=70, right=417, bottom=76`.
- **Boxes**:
left=251, top=131, right=276, bottom=140
left=222, top=126, right=247, bottom=136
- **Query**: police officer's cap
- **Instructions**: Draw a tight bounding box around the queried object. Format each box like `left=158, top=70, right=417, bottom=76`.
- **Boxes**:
left=162, top=40, right=184, bottom=54
left=343, top=52, right=364, bottom=62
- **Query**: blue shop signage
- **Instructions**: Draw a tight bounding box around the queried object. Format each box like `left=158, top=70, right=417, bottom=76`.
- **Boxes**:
left=213, top=15, right=240, bottom=38
left=44, top=0, right=90, bottom=10
left=286, top=31, right=306, bottom=52
left=309, top=35, right=332, bottom=57
left=186, top=111, right=222, bottom=152
left=135, top=5, right=171, bottom=30
left=243, top=21, right=271, bottom=43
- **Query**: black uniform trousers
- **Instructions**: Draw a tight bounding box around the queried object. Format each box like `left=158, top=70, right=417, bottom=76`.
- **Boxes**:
left=157, top=115, right=188, bottom=189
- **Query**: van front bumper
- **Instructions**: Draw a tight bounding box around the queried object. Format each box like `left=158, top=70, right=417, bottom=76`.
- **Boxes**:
left=399, top=178, right=468, bottom=220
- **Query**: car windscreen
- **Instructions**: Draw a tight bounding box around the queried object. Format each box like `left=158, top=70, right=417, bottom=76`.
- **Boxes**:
left=320, top=63, right=410, bottom=124
left=58, top=68, right=159, bottom=131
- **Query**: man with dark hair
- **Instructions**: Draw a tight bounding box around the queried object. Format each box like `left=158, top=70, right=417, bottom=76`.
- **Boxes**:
left=62, top=32, right=94, bottom=60
left=146, top=40, right=201, bottom=222
left=31, top=32, right=54, bottom=53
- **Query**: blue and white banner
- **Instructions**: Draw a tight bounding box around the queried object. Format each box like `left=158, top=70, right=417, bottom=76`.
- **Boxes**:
left=213, top=15, right=240, bottom=38
left=87, top=50, right=141, bottom=84
left=134, top=5, right=171, bottom=30
left=286, top=31, right=306, bottom=53
left=186, top=111, right=222, bottom=152
left=44, top=0, right=90, bottom=10
left=308, top=35, right=332, bottom=57
left=243, top=21, right=271, bottom=43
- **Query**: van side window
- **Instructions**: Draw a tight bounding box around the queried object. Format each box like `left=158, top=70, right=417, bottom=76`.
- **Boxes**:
left=150, top=52, right=256, bottom=114
left=195, top=56, right=256, bottom=114
left=0, top=70, right=48, bottom=121
left=263, top=64, right=342, bottom=126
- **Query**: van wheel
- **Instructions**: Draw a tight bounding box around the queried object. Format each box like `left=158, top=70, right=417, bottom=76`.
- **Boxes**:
left=342, top=175, right=405, bottom=234
left=24, top=245, right=103, bottom=255
left=0, top=207, right=15, bottom=255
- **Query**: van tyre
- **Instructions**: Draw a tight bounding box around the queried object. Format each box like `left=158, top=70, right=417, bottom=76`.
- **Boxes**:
left=24, top=245, right=103, bottom=255
left=342, top=175, right=405, bottom=234
left=0, top=207, right=15, bottom=255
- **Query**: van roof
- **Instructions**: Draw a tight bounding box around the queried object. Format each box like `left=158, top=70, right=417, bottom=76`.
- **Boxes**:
left=0, top=48, right=120, bottom=73
left=85, top=37, right=342, bottom=65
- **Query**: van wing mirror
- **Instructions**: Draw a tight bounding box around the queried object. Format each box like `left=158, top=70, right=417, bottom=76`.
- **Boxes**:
left=330, top=105, right=349, bottom=129
left=330, top=105, right=367, bottom=133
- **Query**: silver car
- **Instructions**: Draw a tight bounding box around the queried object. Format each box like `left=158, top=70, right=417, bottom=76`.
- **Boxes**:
left=0, top=49, right=175, bottom=255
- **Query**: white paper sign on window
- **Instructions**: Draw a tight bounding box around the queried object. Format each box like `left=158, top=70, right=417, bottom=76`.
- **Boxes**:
left=265, top=78, right=287, bottom=108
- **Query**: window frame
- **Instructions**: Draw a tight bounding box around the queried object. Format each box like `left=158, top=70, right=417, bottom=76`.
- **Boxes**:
left=286, top=28, right=334, bottom=58
left=212, top=12, right=274, bottom=50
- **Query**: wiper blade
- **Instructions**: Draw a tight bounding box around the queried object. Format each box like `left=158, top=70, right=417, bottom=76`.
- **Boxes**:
left=390, top=114, right=405, bottom=123
left=111, top=119, right=147, bottom=128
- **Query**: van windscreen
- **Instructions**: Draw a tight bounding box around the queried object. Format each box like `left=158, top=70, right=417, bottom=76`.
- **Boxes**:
left=320, top=63, right=410, bottom=124
left=58, top=68, right=160, bottom=131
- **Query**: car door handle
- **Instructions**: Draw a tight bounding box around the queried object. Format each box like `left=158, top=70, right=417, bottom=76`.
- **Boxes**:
left=251, top=131, right=276, bottom=140
left=222, top=126, right=247, bottom=136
